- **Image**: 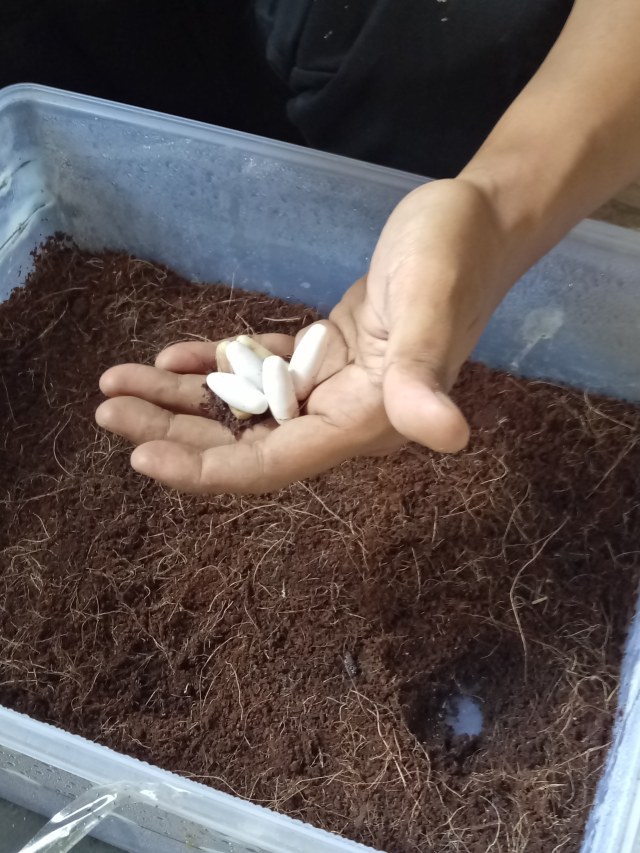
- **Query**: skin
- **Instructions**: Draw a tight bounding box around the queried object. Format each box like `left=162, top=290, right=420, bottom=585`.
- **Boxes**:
left=96, top=0, right=640, bottom=495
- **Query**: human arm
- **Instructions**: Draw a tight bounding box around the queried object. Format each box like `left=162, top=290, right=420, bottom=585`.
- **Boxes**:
left=96, top=0, right=640, bottom=493
left=372, top=0, right=640, bottom=448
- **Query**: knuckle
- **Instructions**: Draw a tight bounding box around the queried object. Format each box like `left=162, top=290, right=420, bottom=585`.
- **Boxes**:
left=163, top=411, right=177, bottom=441
left=246, top=443, right=274, bottom=495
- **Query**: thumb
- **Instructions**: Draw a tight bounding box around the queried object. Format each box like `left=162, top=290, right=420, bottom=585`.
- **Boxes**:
left=382, top=316, right=470, bottom=453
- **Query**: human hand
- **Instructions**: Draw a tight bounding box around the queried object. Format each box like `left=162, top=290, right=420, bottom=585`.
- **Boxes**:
left=96, top=325, right=402, bottom=494
left=96, top=178, right=512, bottom=494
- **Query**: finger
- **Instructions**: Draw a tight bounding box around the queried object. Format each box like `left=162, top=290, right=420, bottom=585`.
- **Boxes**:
left=155, top=334, right=295, bottom=374
left=155, top=340, right=219, bottom=373
left=251, top=333, right=296, bottom=359
left=96, top=396, right=238, bottom=449
left=383, top=362, right=469, bottom=452
left=380, top=266, right=470, bottom=453
left=99, top=365, right=208, bottom=415
left=131, top=413, right=358, bottom=495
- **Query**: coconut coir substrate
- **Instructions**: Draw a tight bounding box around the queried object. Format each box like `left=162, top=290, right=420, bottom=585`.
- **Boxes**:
left=1, top=240, right=639, bottom=853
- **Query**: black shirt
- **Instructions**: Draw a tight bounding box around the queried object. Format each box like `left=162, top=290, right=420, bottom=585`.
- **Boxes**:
left=256, top=0, right=574, bottom=176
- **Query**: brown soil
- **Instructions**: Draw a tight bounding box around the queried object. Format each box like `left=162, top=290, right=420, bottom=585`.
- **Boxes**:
left=1, top=239, right=640, bottom=853
left=200, top=385, right=270, bottom=437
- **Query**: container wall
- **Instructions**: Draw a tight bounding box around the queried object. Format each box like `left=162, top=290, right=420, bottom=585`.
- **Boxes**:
left=0, top=709, right=375, bottom=853
left=1, top=84, right=640, bottom=853
left=0, top=97, right=59, bottom=302
left=581, top=605, right=640, bottom=853
left=2, top=88, right=418, bottom=312
left=1, top=85, right=640, bottom=400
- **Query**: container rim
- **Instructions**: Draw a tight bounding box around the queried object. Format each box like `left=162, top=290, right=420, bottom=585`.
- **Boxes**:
left=0, top=82, right=424, bottom=193
left=0, top=704, right=374, bottom=853
left=2, top=82, right=640, bottom=258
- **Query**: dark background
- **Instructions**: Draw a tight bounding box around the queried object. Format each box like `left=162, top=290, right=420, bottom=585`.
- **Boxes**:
left=1, top=0, right=301, bottom=142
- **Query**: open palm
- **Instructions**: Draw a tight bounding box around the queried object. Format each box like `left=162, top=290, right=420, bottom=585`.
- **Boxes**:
left=96, top=285, right=403, bottom=494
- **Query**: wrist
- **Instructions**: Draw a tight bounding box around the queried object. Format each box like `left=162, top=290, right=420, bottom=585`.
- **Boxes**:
left=457, top=92, right=637, bottom=281
left=457, top=133, right=596, bottom=282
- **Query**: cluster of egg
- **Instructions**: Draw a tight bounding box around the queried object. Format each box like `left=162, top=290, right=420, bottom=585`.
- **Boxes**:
left=206, top=325, right=328, bottom=423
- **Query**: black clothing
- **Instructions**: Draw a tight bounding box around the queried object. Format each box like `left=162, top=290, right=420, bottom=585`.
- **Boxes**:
left=256, top=0, right=574, bottom=175
left=1, top=0, right=574, bottom=177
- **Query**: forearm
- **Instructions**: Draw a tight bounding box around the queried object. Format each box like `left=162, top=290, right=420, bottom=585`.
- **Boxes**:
left=460, top=0, right=640, bottom=279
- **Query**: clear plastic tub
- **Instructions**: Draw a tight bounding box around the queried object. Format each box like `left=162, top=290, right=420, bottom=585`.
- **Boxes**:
left=1, top=84, right=640, bottom=852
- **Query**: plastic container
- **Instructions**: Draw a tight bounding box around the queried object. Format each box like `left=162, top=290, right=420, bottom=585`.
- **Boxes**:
left=1, top=84, right=640, bottom=852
